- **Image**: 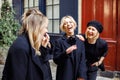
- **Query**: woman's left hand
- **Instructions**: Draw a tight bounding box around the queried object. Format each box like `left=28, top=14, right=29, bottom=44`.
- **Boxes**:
left=91, top=62, right=99, bottom=66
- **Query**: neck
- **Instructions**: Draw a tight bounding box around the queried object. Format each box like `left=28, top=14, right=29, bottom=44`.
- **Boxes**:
left=66, top=33, right=74, bottom=37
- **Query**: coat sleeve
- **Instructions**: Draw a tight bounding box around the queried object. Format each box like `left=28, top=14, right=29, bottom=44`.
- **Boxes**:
left=77, top=42, right=87, bottom=79
left=53, top=39, right=69, bottom=65
left=101, top=41, right=108, bottom=57
left=40, top=46, right=53, bottom=62
left=2, top=46, right=28, bottom=80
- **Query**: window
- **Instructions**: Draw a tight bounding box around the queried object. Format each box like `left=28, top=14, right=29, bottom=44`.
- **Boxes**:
left=46, top=0, right=60, bottom=33
left=24, top=0, right=39, bottom=11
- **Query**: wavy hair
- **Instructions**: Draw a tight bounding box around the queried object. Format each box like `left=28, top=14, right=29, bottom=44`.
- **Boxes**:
left=19, top=8, right=48, bottom=55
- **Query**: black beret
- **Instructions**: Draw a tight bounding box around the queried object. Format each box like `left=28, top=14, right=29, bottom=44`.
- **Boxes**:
left=87, top=20, right=103, bottom=33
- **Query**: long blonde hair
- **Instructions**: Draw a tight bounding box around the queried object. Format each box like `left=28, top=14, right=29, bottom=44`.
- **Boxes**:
left=19, top=8, right=48, bottom=55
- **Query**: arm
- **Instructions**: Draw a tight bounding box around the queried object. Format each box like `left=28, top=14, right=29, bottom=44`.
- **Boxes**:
left=40, top=46, right=53, bottom=62
left=53, top=40, right=68, bottom=65
left=92, top=40, right=108, bottom=67
left=98, top=41, right=108, bottom=70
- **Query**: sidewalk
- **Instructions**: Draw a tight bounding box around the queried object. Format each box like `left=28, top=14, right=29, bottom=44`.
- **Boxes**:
left=50, top=60, right=120, bottom=80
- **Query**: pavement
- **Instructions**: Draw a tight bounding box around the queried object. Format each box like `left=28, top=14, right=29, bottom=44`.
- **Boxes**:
left=49, top=60, right=120, bottom=80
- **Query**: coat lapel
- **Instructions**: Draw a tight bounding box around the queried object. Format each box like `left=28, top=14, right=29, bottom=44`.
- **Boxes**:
left=30, top=47, right=45, bottom=72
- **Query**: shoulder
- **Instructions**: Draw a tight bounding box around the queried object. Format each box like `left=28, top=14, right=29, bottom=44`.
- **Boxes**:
left=97, top=38, right=107, bottom=44
left=96, top=38, right=108, bottom=47
left=9, top=35, right=30, bottom=53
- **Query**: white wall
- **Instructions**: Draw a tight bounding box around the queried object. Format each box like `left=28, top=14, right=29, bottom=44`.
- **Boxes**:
left=78, top=0, right=82, bottom=33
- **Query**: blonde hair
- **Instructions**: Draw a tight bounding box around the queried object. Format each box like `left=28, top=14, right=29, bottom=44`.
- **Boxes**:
left=60, top=15, right=77, bottom=32
left=19, top=8, right=48, bottom=55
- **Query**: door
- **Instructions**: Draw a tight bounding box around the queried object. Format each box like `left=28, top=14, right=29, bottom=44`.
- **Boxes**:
left=117, top=0, right=120, bottom=71
left=81, top=0, right=119, bottom=71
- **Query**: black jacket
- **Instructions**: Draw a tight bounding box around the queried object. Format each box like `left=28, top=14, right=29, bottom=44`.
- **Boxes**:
left=2, top=34, right=52, bottom=80
left=85, top=37, right=108, bottom=71
left=53, top=34, right=87, bottom=80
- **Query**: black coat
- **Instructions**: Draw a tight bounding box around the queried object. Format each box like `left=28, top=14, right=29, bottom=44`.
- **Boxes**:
left=2, top=34, right=52, bottom=80
left=85, top=37, right=108, bottom=71
left=53, top=35, right=87, bottom=80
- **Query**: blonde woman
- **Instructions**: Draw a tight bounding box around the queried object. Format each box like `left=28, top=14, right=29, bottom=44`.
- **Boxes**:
left=53, top=16, right=87, bottom=80
left=2, top=9, right=52, bottom=80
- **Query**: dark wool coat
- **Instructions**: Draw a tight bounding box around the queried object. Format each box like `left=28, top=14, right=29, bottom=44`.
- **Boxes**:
left=53, top=34, right=87, bottom=80
left=85, top=37, right=108, bottom=71
left=2, top=34, right=52, bottom=80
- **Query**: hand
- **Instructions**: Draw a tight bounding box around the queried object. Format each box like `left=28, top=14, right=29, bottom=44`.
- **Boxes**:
left=76, top=35, right=85, bottom=41
left=91, top=62, right=99, bottom=66
left=42, top=33, right=51, bottom=48
left=66, top=45, right=77, bottom=54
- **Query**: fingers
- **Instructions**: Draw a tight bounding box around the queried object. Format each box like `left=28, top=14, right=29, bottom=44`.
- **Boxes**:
left=43, top=33, right=50, bottom=41
left=76, top=35, right=85, bottom=41
left=66, top=45, right=77, bottom=54
left=91, top=62, right=99, bottom=66
left=42, top=33, right=51, bottom=47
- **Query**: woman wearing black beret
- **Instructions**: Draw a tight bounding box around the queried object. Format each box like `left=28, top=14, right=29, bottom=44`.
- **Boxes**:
left=77, top=20, right=108, bottom=80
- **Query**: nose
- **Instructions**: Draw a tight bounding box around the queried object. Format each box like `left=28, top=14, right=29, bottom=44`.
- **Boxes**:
left=88, top=29, right=93, bottom=34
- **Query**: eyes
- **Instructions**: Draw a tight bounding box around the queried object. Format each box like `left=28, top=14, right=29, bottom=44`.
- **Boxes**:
left=87, top=26, right=97, bottom=32
left=63, top=21, right=73, bottom=26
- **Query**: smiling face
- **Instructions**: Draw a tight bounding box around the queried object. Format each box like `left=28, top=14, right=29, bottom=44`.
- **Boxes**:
left=85, top=26, right=99, bottom=39
left=63, top=17, right=76, bottom=36
left=60, top=16, right=77, bottom=37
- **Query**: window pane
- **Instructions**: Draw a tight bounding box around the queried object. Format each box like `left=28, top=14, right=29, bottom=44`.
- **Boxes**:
left=24, top=0, right=39, bottom=11
left=24, top=0, right=28, bottom=7
left=29, top=0, right=33, bottom=7
left=9, top=0, right=12, bottom=6
left=24, top=8, right=28, bottom=12
left=53, top=0, right=59, bottom=4
left=35, top=0, right=39, bottom=7
left=46, top=6, right=53, bottom=19
left=54, top=20, right=59, bottom=33
left=46, top=0, right=52, bottom=5
left=48, top=20, right=53, bottom=33
left=53, top=5, right=59, bottom=18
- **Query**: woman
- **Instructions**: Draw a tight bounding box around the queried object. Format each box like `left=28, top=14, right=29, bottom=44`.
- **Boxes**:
left=77, top=20, right=108, bottom=80
left=53, top=16, right=87, bottom=80
left=2, top=8, right=52, bottom=80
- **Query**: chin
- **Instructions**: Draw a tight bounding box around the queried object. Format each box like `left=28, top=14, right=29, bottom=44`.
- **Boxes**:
left=87, top=36, right=94, bottom=39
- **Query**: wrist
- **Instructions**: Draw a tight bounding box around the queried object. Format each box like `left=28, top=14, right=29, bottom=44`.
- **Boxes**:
left=98, top=61, right=102, bottom=66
